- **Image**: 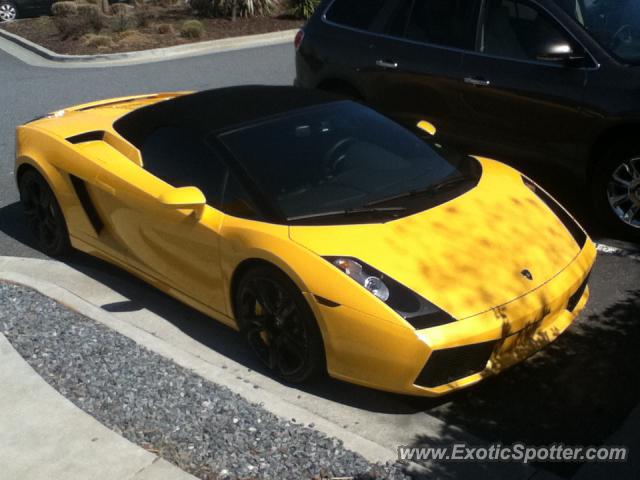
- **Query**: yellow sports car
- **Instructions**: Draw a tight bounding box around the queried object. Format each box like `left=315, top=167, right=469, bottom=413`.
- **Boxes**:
left=15, top=86, right=596, bottom=397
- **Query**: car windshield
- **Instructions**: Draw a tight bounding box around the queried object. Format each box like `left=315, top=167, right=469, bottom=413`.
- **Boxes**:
left=558, top=0, right=640, bottom=64
left=218, top=102, right=479, bottom=224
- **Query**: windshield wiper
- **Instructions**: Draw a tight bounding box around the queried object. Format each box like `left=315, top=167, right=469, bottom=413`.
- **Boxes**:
left=364, top=175, right=475, bottom=208
left=287, top=206, right=406, bottom=222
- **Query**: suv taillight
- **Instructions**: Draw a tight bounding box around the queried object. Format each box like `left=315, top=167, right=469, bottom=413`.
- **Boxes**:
left=294, top=29, right=305, bottom=51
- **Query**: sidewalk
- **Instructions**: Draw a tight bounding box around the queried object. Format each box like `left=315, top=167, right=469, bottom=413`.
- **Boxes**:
left=0, top=333, right=196, bottom=480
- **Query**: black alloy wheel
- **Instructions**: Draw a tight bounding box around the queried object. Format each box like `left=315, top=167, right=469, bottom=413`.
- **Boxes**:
left=18, top=169, right=72, bottom=257
left=234, top=266, right=325, bottom=383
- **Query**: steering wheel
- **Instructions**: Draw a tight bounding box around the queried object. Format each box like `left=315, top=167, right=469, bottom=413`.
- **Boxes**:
left=611, top=24, right=632, bottom=48
left=322, top=137, right=357, bottom=176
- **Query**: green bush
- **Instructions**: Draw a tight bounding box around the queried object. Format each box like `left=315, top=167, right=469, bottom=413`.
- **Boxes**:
left=180, top=19, right=204, bottom=38
left=134, top=2, right=157, bottom=28
left=289, top=0, right=319, bottom=19
left=51, top=1, right=78, bottom=17
left=110, top=11, right=135, bottom=32
left=53, top=16, right=86, bottom=39
left=52, top=2, right=105, bottom=39
left=156, top=23, right=174, bottom=34
left=77, top=3, right=105, bottom=31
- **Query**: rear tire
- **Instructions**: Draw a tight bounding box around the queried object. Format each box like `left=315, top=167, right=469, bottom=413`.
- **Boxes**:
left=233, top=265, right=325, bottom=384
left=18, top=169, right=72, bottom=258
left=0, top=1, right=18, bottom=21
left=591, top=140, right=640, bottom=240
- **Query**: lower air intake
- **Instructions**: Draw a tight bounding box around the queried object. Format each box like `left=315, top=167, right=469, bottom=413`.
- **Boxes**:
left=415, top=340, right=497, bottom=388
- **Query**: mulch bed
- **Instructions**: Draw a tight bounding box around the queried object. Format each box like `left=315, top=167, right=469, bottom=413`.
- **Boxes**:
left=0, top=8, right=303, bottom=55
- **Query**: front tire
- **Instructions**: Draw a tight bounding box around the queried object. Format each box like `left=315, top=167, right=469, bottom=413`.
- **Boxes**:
left=0, top=1, right=18, bottom=21
left=18, top=169, right=72, bottom=257
left=592, top=141, right=640, bottom=239
left=233, top=265, right=325, bottom=383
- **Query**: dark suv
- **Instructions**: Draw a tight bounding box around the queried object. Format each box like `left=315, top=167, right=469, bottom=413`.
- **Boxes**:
left=295, top=0, right=640, bottom=238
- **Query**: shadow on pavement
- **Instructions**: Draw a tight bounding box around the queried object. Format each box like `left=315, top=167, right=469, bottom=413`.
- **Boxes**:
left=0, top=201, right=43, bottom=253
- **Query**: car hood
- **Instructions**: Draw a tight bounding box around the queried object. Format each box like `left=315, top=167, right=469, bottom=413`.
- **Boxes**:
left=289, top=158, right=583, bottom=320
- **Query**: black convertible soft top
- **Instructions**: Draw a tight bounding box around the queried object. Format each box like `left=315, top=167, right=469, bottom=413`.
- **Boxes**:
left=113, top=85, right=342, bottom=148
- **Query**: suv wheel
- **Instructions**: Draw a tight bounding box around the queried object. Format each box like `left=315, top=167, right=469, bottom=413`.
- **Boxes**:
left=0, top=1, right=18, bottom=21
left=593, top=141, right=640, bottom=238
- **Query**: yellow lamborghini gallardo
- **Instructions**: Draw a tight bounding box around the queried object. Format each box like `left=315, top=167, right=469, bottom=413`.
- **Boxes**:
left=15, top=86, right=596, bottom=397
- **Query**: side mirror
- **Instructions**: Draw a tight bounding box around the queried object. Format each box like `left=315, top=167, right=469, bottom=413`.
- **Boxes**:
left=416, top=120, right=437, bottom=136
left=536, top=42, right=585, bottom=65
left=158, top=186, right=206, bottom=220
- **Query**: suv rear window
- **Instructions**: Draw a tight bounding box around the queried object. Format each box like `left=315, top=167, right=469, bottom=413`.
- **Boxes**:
left=325, top=0, right=388, bottom=31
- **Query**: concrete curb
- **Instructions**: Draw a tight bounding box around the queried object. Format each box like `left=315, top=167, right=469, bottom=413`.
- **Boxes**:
left=0, top=26, right=297, bottom=66
left=0, top=333, right=197, bottom=480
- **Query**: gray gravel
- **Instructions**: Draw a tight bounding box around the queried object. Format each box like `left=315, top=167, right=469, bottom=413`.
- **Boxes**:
left=0, top=281, right=411, bottom=480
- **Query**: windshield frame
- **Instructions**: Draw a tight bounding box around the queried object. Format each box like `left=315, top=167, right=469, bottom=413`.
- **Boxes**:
left=210, top=101, right=483, bottom=226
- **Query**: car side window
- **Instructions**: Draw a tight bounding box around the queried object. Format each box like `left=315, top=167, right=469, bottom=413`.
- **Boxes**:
left=324, top=0, right=389, bottom=31
left=141, top=126, right=228, bottom=208
left=481, top=0, right=577, bottom=63
left=403, top=0, right=482, bottom=50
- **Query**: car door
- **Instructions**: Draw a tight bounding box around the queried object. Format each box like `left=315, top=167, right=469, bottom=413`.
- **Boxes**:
left=458, top=0, right=591, bottom=172
left=364, top=0, right=483, bottom=145
left=88, top=126, right=228, bottom=312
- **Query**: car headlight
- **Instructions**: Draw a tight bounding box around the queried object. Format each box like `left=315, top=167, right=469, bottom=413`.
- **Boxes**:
left=331, top=258, right=390, bottom=301
left=325, top=256, right=456, bottom=330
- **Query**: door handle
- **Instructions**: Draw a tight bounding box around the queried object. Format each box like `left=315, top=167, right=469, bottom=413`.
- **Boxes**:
left=376, top=59, right=399, bottom=69
left=464, top=77, right=491, bottom=87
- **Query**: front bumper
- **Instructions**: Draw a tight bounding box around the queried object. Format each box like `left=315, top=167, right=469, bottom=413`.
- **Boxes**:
left=311, top=240, right=596, bottom=397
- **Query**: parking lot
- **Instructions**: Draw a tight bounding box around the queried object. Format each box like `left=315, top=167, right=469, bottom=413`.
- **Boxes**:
left=0, top=40, right=638, bottom=479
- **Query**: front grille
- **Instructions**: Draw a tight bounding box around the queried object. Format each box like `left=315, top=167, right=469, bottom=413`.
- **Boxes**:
left=567, top=273, right=590, bottom=312
left=414, top=340, right=497, bottom=388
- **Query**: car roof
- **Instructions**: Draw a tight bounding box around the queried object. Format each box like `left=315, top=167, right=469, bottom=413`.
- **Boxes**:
left=113, top=85, right=343, bottom=148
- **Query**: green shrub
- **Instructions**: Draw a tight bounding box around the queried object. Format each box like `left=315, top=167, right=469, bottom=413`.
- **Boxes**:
left=53, top=16, right=86, bottom=39
left=110, top=12, right=135, bottom=32
left=77, top=3, right=105, bottom=31
left=51, top=1, right=78, bottom=17
left=134, top=2, right=157, bottom=28
left=289, top=0, right=319, bottom=19
left=180, top=19, right=204, bottom=38
left=156, top=23, right=174, bottom=34
left=108, top=3, right=135, bottom=33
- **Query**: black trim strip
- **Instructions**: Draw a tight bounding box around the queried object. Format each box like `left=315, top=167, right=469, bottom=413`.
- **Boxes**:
left=69, top=175, right=104, bottom=234
left=567, top=273, right=591, bottom=312
left=66, top=131, right=105, bottom=144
